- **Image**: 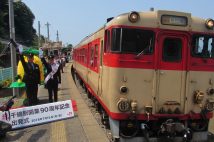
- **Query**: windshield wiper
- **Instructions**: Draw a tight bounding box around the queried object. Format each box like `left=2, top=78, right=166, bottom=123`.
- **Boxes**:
left=135, top=38, right=152, bottom=59
left=135, top=48, right=146, bottom=58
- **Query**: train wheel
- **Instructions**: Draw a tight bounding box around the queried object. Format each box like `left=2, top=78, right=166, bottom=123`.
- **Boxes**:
left=79, top=79, right=83, bottom=86
left=101, top=110, right=110, bottom=129
left=82, top=83, right=87, bottom=92
left=96, top=102, right=102, bottom=112
left=120, top=119, right=139, bottom=138
left=74, top=73, right=78, bottom=83
left=86, top=90, right=91, bottom=99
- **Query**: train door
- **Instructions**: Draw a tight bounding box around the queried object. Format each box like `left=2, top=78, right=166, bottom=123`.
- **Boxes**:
left=98, top=39, right=104, bottom=96
left=156, top=32, right=188, bottom=113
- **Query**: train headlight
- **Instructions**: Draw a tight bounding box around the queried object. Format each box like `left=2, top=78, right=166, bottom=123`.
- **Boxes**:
left=120, top=86, right=128, bottom=94
left=128, top=11, right=140, bottom=23
left=205, top=100, right=214, bottom=111
left=207, top=88, right=214, bottom=95
left=117, top=98, right=130, bottom=112
left=130, top=100, right=138, bottom=113
left=205, top=19, right=214, bottom=29
left=193, top=90, right=204, bottom=104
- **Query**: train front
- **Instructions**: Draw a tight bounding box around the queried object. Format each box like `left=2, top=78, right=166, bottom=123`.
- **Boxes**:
left=103, top=10, right=214, bottom=141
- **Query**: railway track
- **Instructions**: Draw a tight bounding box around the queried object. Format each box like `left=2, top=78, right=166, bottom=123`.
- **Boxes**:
left=75, top=78, right=114, bottom=142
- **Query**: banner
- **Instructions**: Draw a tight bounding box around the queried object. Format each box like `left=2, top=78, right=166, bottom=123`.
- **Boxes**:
left=0, top=100, right=74, bottom=129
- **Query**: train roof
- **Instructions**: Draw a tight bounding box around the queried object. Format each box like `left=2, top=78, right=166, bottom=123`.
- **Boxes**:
left=106, top=10, right=214, bottom=33
left=74, top=10, right=214, bottom=48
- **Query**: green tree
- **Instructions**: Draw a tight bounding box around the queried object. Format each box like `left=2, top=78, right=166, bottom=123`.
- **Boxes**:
left=14, top=1, right=36, bottom=46
left=0, top=0, right=9, bottom=38
left=0, top=1, right=37, bottom=46
left=67, top=44, right=73, bottom=49
left=31, top=35, right=46, bottom=49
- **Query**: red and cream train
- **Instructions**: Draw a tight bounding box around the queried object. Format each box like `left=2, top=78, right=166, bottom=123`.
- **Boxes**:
left=72, top=10, right=214, bottom=141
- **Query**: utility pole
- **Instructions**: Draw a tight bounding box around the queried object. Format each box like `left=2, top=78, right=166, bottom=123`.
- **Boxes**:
left=56, top=30, right=59, bottom=42
left=45, top=22, right=50, bottom=42
left=8, top=0, right=17, bottom=96
left=38, top=21, right=41, bottom=47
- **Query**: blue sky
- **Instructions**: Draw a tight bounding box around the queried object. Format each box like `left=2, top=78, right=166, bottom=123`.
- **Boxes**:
left=22, top=0, right=214, bottom=46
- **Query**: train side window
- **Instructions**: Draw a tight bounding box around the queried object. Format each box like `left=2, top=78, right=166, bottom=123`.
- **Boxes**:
left=105, top=30, right=111, bottom=53
left=94, top=44, right=98, bottom=67
left=82, top=48, right=86, bottom=64
left=162, top=38, right=182, bottom=62
left=90, top=47, right=94, bottom=66
left=112, top=28, right=121, bottom=52
left=77, top=50, right=80, bottom=61
left=100, top=40, right=104, bottom=66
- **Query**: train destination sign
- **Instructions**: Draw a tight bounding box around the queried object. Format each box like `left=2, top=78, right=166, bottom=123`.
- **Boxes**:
left=161, top=15, right=188, bottom=26
left=0, top=100, right=74, bottom=129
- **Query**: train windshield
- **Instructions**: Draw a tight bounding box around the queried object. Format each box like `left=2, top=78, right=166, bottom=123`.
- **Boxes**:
left=111, top=28, right=155, bottom=54
left=192, top=34, right=214, bottom=58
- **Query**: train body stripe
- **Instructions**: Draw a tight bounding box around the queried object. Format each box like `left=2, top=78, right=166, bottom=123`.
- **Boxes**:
left=102, top=53, right=214, bottom=72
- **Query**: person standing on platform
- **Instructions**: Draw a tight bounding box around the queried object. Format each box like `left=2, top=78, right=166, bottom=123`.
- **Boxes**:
left=41, top=54, right=60, bottom=102
left=21, top=53, right=40, bottom=106
left=10, top=40, right=41, bottom=106
left=17, top=49, right=40, bottom=106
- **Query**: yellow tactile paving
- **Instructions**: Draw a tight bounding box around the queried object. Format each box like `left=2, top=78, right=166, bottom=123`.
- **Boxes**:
left=50, top=90, right=67, bottom=142
left=51, top=121, right=67, bottom=142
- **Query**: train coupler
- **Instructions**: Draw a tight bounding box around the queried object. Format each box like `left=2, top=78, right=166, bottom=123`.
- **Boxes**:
left=159, top=119, right=192, bottom=141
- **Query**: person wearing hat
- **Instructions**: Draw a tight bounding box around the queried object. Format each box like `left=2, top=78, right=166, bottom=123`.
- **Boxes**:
left=41, top=55, right=60, bottom=102
left=9, top=40, right=40, bottom=106
left=19, top=52, right=41, bottom=106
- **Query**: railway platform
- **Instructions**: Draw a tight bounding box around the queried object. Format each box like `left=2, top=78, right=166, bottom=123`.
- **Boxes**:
left=0, top=62, right=109, bottom=142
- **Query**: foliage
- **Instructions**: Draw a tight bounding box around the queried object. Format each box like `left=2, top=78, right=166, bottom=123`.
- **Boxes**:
left=0, top=1, right=37, bottom=46
left=0, top=0, right=9, bottom=38
left=67, top=44, right=73, bottom=49
left=61, top=44, right=73, bottom=53
left=31, top=35, right=46, bottom=49
left=0, top=42, right=6, bottom=67
left=14, top=2, right=37, bottom=46
left=0, top=79, right=12, bottom=88
left=0, top=42, right=3, bottom=52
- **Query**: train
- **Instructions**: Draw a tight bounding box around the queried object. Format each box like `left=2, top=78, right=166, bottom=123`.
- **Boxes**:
left=71, top=10, right=214, bottom=142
